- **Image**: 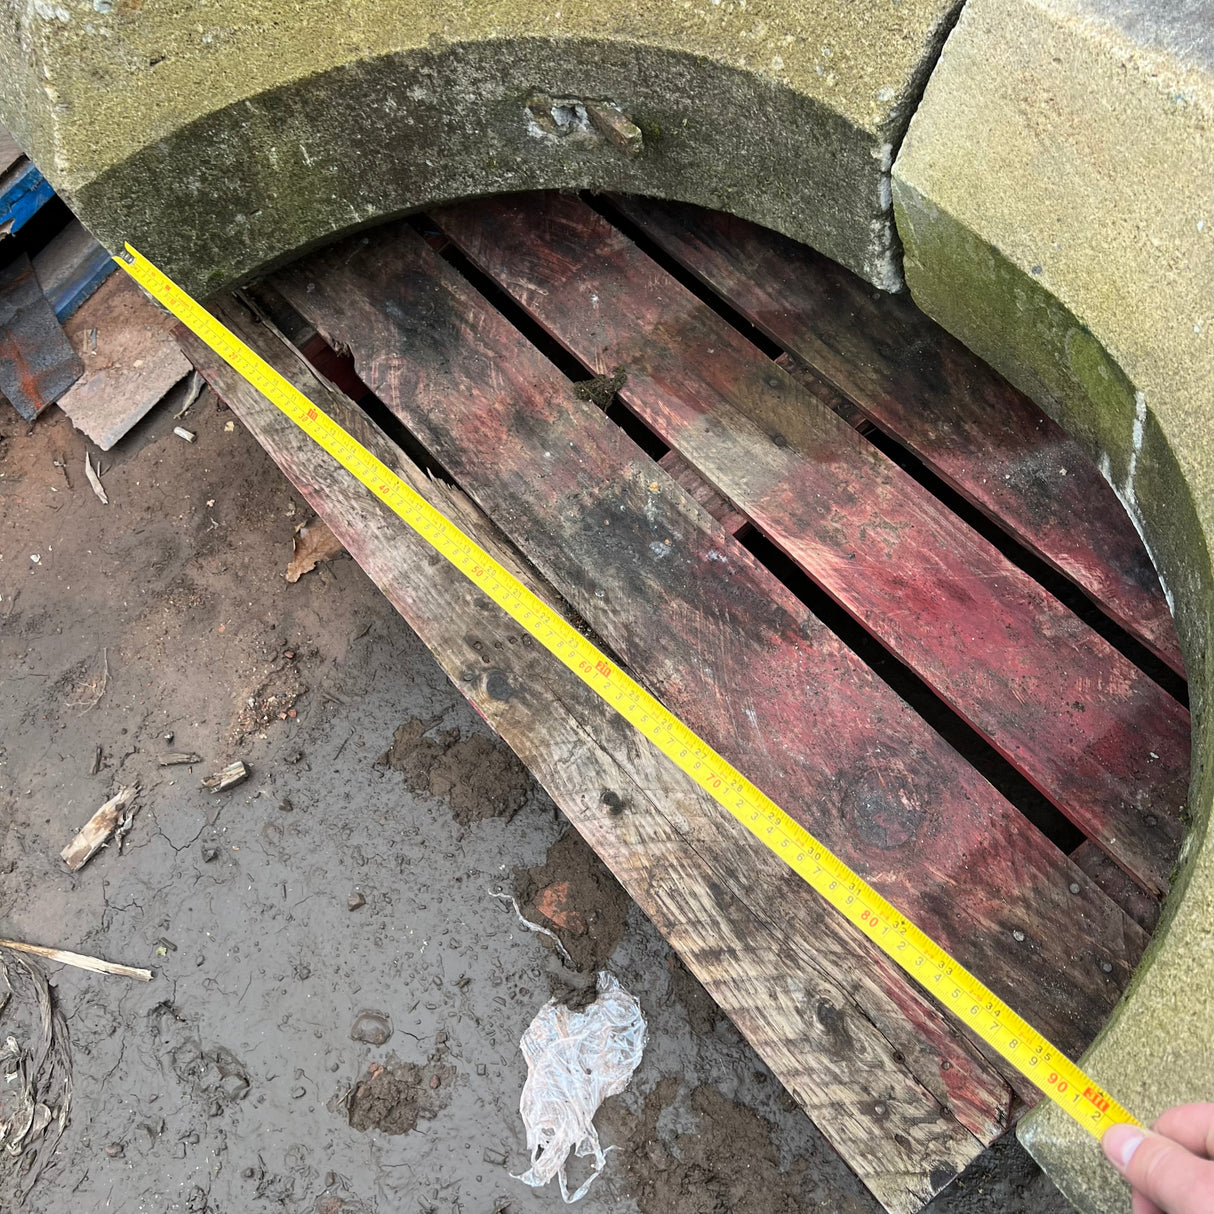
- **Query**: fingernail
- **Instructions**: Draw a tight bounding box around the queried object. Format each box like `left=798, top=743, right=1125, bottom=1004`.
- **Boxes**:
left=1103, top=1124, right=1145, bottom=1172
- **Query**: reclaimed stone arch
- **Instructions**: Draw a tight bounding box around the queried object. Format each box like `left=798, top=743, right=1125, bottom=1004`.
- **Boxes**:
left=0, top=0, right=965, bottom=295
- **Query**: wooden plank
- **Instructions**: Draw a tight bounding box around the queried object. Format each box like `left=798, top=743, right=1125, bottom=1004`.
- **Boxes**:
left=55, top=273, right=191, bottom=450
left=1072, top=841, right=1160, bottom=935
left=611, top=194, right=1185, bottom=676
left=0, top=158, right=54, bottom=239
left=430, top=193, right=1190, bottom=898
left=180, top=298, right=1010, bottom=1213
left=272, top=223, right=1149, bottom=1061
left=658, top=449, right=748, bottom=534
left=32, top=219, right=117, bottom=321
left=0, top=251, right=82, bottom=420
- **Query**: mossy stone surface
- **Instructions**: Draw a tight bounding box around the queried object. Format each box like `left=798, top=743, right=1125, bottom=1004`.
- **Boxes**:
left=894, top=2, right=1214, bottom=1210
left=0, top=0, right=963, bottom=293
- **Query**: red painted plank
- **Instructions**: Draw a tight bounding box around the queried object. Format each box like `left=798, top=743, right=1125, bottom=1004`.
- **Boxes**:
left=611, top=194, right=1185, bottom=677
left=429, top=192, right=1189, bottom=898
left=272, top=222, right=1148, bottom=1063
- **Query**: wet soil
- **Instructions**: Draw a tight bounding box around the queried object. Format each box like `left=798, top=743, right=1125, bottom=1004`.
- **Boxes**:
left=0, top=395, right=1070, bottom=1213
left=379, top=717, right=532, bottom=826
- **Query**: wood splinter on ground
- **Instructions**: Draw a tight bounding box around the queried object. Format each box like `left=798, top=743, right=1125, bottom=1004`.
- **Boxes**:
left=60, top=785, right=138, bottom=871
left=158, top=751, right=201, bottom=767
left=201, top=760, right=249, bottom=792
left=0, top=938, right=152, bottom=981
left=83, top=452, right=107, bottom=505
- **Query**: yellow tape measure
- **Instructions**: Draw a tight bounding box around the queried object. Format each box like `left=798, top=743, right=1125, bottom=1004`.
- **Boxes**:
left=116, top=244, right=1138, bottom=1141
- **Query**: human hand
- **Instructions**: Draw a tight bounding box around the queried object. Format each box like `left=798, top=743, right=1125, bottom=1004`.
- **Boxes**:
left=1103, top=1105, right=1214, bottom=1213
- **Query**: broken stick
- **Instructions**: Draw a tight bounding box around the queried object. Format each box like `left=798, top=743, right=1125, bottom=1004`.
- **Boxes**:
left=0, top=938, right=152, bottom=981
left=60, top=785, right=138, bottom=871
left=201, top=760, right=249, bottom=793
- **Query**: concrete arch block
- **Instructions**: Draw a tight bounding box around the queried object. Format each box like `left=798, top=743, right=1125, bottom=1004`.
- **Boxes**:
left=893, top=1, right=1214, bottom=1210
left=0, top=0, right=963, bottom=296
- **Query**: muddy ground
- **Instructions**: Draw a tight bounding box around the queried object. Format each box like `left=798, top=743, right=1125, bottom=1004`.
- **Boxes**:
left=0, top=393, right=1070, bottom=1212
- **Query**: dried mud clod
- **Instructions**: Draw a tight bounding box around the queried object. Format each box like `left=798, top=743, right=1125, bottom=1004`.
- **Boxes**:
left=345, top=1058, right=456, bottom=1135
left=513, top=829, right=632, bottom=983
left=573, top=366, right=627, bottom=409
left=378, top=717, right=532, bottom=825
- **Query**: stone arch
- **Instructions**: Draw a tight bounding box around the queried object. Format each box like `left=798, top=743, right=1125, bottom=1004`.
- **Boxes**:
left=0, top=2, right=965, bottom=295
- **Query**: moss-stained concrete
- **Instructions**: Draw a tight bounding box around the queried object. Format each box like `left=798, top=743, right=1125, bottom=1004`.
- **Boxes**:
left=893, top=1, right=1214, bottom=1210
left=0, top=0, right=963, bottom=294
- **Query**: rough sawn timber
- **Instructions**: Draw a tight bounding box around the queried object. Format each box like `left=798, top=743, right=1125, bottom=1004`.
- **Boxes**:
left=272, top=224, right=1147, bottom=1063
left=430, top=193, right=1188, bottom=898
left=611, top=194, right=1184, bottom=677
left=180, top=298, right=1010, bottom=1214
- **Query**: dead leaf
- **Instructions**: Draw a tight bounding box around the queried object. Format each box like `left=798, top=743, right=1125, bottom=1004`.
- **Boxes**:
left=286, top=518, right=346, bottom=583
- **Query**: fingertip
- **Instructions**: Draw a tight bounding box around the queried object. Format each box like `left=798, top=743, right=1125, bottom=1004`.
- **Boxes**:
left=1103, top=1123, right=1145, bottom=1173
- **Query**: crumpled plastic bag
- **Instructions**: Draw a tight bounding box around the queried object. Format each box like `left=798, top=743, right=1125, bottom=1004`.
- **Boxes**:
left=514, top=972, right=646, bottom=1203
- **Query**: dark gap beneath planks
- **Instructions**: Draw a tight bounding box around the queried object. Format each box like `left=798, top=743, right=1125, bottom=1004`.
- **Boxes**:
left=589, top=192, right=1185, bottom=706
left=414, top=213, right=671, bottom=460
left=736, top=528, right=1087, bottom=855
left=239, top=276, right=630, bottom=672
left=410, top=215, right=593, bottom=385
left=241, top=281, right=458, bottom=487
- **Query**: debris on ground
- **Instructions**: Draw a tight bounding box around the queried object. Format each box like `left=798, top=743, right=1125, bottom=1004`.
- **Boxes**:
left=515, top=972, right=646, bottom=1203
left=173, top=426, right=196, bottom=443
left=379, top=717, right=531, bottom=825
left=490, top=890, right=573, bottom=965
left=173, top=370, right=206, bottom=420
left=230, top=646, right=306, bottom=741
left=158, top=751, right=201, bottom=767
left=344, top=1057, right=456, bottom=1135
left=0, top=939, right=151, bottom=981
left=0, top=951, right=73, bottom=1209
left=56, top=272, right=191, bottom=450
left=573, top=366, right=627, bottom=409
left=64, top=647, right=109, bottom=712
left=83, top=452, right=107, bottom=504
left=514, top=831, right=631, bottom=976
left=59, top=784, right=138, bottom=871
left=201, top=760, right=249, bottom=793
left=285, top=516, right=347, bottom=583
left=349, top=1011, right=392, bottom=1045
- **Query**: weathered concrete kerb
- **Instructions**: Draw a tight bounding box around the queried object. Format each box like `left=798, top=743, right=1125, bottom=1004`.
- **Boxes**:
left=894, top=2, right=1214, bottom=1210
left=0, top=0, right=963, bottom=296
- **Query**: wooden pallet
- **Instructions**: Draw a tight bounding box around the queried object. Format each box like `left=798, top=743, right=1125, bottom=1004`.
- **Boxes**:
left=178, top=195, right=1188, bottom=1214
